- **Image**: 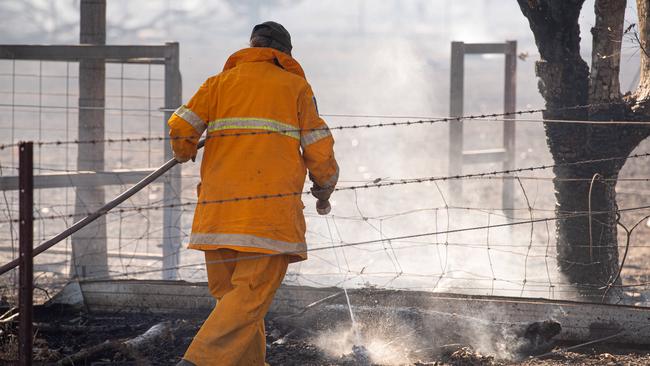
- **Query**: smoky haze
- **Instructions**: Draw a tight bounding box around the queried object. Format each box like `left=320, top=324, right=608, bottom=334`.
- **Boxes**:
left=0, top=0, right=646, bottom=299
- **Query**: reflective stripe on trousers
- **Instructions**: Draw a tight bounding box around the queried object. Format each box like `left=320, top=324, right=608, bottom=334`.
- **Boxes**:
left=189, top=233, right=307, bottom=255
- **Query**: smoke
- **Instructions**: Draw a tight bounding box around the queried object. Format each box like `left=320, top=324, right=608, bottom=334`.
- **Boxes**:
left=283, top=17, right=572, bottom=302
left=313, top=322, right=420, bottom=365
left=0, top=0, right=575, bottom=299
left=308, top=301, right=563, bottom=364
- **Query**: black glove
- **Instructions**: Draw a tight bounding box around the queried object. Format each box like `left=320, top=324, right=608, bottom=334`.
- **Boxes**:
left=310, top=184, right=334, bottom=201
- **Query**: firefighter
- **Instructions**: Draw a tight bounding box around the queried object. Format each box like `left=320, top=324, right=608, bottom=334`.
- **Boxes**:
left=169, top=21, right=339, bottom=366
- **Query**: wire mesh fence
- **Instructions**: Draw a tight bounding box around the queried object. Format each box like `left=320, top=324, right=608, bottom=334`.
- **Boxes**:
left=1, top=53, right=650, bottom=309
left=0, top=56, right=178, bottom=303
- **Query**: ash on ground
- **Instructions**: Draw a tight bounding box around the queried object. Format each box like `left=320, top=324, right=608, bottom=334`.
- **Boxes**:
left=1, top=305, right=649, bottom=365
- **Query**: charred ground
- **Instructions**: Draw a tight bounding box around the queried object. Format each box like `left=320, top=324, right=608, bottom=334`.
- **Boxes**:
left=1, top=304, right=649, bottom=366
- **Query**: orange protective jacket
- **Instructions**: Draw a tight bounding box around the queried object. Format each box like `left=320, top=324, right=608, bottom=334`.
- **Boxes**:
left=167, top=48, right=338, bottom=263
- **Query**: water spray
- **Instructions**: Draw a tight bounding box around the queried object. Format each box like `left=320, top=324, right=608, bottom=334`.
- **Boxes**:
left=343, top=287, right=360, bottom=343
left=325, top=215, right=370, bottom=364
left=342, top=286, right=370, bottom=364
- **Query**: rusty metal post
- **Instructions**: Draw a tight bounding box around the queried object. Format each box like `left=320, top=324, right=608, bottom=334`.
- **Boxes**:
left=18, top=142, right=33, bottom=366
left=449, top=41, right=465, bottom=203
left=162, top=42, right=182, bottom=280
left=502, top=40, right=517, bottom=210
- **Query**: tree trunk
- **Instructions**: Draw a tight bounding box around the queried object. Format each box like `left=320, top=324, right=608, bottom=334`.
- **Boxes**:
left=517, top=0, right=650, bottom=302
left=634, top=0, right=650, bottom=107
left=555, top=0, right=627, bottom=300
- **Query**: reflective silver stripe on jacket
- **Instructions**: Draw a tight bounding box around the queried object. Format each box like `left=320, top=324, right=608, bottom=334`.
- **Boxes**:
left=208, top=118, right=300, bottom=140
left=189, top=233, right=306, bottom=254
left=301, top=127, right=332, bottom=147
left=174, top=105, right=206, bottom=134
left=322, top=162, right=340, bottom=189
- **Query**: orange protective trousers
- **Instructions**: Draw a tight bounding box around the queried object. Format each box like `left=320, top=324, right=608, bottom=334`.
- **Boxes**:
left=184, top=249, right=288, bottom=365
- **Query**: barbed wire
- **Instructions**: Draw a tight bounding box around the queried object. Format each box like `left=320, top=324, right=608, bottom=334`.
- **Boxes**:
left=8, top=179, right=648, bottom=301
left=17, top=200, right=650, bottom=293
left=3, top=198, right=646, bottom=258
left=5, top=162, right=650, bottom=184
left=1, top=151, right=647, bottom=224
left=3, top=96, right=650, bottom=303
left=0, top=107, right=534, bottom=150
left=1, top=100, right=645, bottom=150
left=1, top=164, right=644, bottom=302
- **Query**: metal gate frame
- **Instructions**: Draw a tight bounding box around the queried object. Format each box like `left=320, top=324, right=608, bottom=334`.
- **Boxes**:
left=0, top=43, right=183, bottom=280
left=449, top=40, right=517, bottom=210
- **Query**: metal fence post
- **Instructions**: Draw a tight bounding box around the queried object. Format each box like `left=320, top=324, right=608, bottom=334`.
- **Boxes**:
left=163, top=42, right=182, bottom=280
left=448, top=41, right=517, bottom=213
left=18, top=142, right=33, bottom=366
left=502, top=40, right=517, bottom=211
left=449, top=41, right=465, bottom=203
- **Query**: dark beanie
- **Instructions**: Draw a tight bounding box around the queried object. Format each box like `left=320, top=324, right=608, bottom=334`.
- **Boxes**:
left=250, top=21, right=292, bottom=53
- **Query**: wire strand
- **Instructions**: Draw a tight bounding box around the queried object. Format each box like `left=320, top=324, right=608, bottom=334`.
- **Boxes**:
left=0, top=100, right=640, bottom=150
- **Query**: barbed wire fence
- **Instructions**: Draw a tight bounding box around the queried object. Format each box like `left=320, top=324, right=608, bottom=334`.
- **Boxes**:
left=1, top=58, right=649, bottom=307
left=3, top=147, right=650, bottom=306
left=2, top=146, right=650, bottom=304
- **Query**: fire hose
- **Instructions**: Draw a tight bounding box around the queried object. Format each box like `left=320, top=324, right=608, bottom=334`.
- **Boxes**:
left=0, top=139, right=329, bottom=275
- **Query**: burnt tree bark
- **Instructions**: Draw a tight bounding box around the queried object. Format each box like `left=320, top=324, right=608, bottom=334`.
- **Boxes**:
left=516, top=0, right=650, bottom=301
left=634, top=0, right=650, bottom=107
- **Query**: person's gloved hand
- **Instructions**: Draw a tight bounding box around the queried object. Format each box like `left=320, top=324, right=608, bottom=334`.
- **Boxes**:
left=174, top=153, right=196, bottom=163
left=316, top=199, right=331, bottom=215
left=310, top=184, right=334, bottom=201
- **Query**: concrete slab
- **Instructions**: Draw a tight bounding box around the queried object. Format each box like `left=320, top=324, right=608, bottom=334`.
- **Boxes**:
left=48, top=280, right=650, bottom=346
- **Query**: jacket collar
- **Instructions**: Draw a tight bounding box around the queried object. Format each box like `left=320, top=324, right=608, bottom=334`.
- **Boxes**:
left=223, top=48, right=306, bottom=79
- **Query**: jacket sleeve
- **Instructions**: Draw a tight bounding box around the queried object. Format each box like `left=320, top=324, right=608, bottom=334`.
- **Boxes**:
left=298, top=84, right=339, bottom=189
left=167, top=80, right=211, bottom=161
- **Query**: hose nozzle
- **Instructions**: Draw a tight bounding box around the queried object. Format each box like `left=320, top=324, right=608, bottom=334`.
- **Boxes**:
left=316, top=199, right=331, bottom=215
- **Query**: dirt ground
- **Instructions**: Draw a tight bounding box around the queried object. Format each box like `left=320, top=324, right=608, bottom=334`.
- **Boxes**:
left=1, top=305, right=649, bottom=366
